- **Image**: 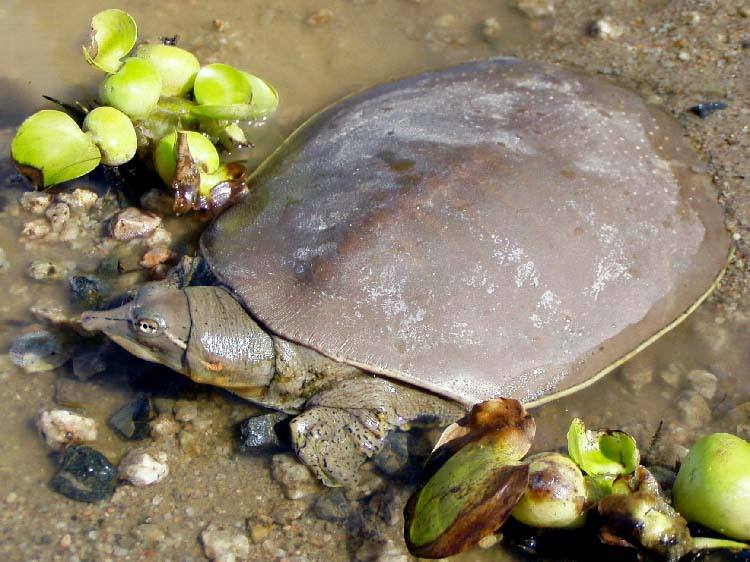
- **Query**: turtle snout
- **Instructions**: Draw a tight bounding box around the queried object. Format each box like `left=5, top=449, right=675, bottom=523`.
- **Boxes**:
left=80, top=309, right=130, bottom=334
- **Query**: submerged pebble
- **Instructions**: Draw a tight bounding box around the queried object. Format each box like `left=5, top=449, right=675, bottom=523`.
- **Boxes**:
left=515, top=0, right=555, bottom=18
left=687, top=369, right=718, bottom=400
left=69, top=274, right=108, bottom=308
left=237, top=412, right=289, bottom=453
left=108, top=207, right=162, bottom=241
left=27, top=260, right=73, bottom=281
left=118, top=450, right=169, bottom=486
left=10, top=328, right=69, bottom=372
left=109, top=395, right=154, bottom=440
left=0, top=248, right=9, bottom=274
left=19, top=192, right=52, bottom=215
left=587, top=17, right=625, bottom=39
left=36, top=409, right=98, bottom=451
left=690, top=101, right=728, bottom=118
left=201, top=522, right=250, bottom=562
left=271, top=453, right=321, bottom=500
left=71, top=349, right=108, bottom=381
left=50, top=445, right=117, bottom=503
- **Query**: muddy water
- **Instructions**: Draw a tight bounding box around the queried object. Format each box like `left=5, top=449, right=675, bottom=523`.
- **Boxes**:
left=0, top=1, right=747, bottom=561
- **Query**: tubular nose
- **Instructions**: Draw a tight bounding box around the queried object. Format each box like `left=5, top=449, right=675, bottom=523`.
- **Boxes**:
left=80, top=310, right=109, bottom=331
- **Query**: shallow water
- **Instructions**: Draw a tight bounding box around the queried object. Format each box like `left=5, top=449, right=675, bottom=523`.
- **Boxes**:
left=0, top=1, right=747, bottom=561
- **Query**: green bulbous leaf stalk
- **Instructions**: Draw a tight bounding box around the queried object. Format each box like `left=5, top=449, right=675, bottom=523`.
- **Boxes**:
left=11, top=110, right=101, bottom=188
left=82, top=106, right=137, bottom=166
left=193, top=63, right=252, bottom=107
left=673, top=433, right=750, bottom=541
left=83, top=9, right=137, bottom=74
left=153, top=131, right=219, bottom=186
left=99, top=58, right=162, bottom=119
left=134, top=43, right=200, bottom=97
left=511, top=452, right=588, bottom=529
left=189, top=104, right=254, bottom=121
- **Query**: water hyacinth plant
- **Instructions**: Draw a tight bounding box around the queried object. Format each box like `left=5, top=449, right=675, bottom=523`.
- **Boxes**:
left=404, top=404, right=750, bottom=560
left=11, top=9, right=279, bottom=214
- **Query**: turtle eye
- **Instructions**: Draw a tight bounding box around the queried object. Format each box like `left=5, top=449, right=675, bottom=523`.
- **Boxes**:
left=136, top=317, right=161, bottom=335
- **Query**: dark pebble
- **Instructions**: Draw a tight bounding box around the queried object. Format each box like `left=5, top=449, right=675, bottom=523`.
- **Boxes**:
left=71, top=349, right=108, bottom=381
left=689, top=101, right=728, bottom=118
left=372, top=431, right=415, bottom=480
left=109, top=395, right=155, bottom=440
left=313, top=489, right=351, bottom=522
left=237, top=412, right=290, bottom=453
left=50, top=445, right=117, bottom=503
left=69, top=275, right=108, bottom=309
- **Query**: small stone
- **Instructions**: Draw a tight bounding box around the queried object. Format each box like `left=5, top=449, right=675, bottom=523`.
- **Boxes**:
left=59, top=534, right=72, bottom=549
left=355, top=538, right=408, bottom=562
left=313, top=489, right=350, bottom=522
left=619, top=360, right=653, bottom=392
left=108, top=208, right=162, bottom=241
left=677, top=391, right=712, bottom=427
left=21, top=219, right=50, bottom=239
left=201, top=523, right=250, bottom=562
left=478, top=534, right=499, bottom=549
left=50, top=445, right=117, bottom=503
left=27, top=260, right=73, bottom=281
left=271, top=499, right=308, bottom=524
left=237, top=412, right=289, bottom=453
left=0, top=248, right=9, bottom=274
left=69, top=275, right=107, bottom=308
left=110, top=395, right=155, bottom=440
left=36, top=409, right=98, bottom=451
left=587, top=17, right=625, bottom=40
left=140, top=246, right=174, bottom=269
left=686, top=369, right=718, bottom=400
left=118, top=450, right=169, bottom=486
left=174, top=400, right=199, bottom=422
left=371, top=431, right=411, bottom=478
left=247, top=515, right=273, bottom=544
left=19, top=192, right=52, bottom=214
left=481, top=17, right=502, bottom=40
left=515, top=0, right=554, bottom=18
left=307, top=8, right=333, bottom=26
left=739, top=6, right=750, bottom=17
left=677, top=51, right=691, bottom=61
left=659, top=363, right=684, bottom=387
left=689, top=101, right=728, bottom=119
left=10, top=328, right=69, bottom=372
left=140, top=189, right=175, bottom=215
left=45, top=202, right=71, bottom=232
left=134, top=523, right=166, bottom=544
left=271, top=454, right=321, bottom=500
left=56, top=188, right=98, bottom=210
left=71, top=349, right=108, bottom=381
left=145, top=227, right=172, bottom=248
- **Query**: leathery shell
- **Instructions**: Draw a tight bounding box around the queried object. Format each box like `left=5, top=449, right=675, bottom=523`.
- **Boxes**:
left=203, top=58, right=729, bottom=406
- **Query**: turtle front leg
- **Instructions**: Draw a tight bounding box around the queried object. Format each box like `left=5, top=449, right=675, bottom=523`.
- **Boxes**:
left=290, top=375, right=465, bottom=487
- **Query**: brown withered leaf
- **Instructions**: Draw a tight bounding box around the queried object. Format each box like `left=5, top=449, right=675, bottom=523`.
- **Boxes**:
left=172, top=132, right=200, bottom=214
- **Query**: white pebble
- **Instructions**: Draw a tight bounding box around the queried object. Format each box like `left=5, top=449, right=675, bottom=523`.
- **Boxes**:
left=201, top=523, right=250, bottom=562
left=118, top=450, right=169, bottom=486
left=36, top=409, right=97, bottom=451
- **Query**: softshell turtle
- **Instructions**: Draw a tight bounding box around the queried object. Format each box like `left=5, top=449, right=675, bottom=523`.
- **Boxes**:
left=82, top=58, right=730, bottom=486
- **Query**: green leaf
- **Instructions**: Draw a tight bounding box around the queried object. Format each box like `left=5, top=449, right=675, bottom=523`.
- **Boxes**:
left=99, top=58, right=162, bottom=119
left=566, top=418, right=639, bottom=478
left=11, top=110, right=101, bottom=188
left=190, top=104, right=253, bottom=121
left=82, top=106, right=137, bottom=166
left=244, top=73, right=279, bottom=117
left=134, top=44, right=200, bottom=97
left=82, top=9, right=137, bottom=74
left=692, top=537, right=750, bottom=551
left=193, top=63, right=252, bottom=106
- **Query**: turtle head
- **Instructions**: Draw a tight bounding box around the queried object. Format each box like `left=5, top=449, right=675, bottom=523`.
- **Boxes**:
left=81, top=284, right=190, bottom=374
